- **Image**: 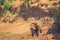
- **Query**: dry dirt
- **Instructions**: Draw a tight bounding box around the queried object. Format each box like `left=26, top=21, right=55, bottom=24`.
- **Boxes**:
left=0, top=16, right=55, bottom=40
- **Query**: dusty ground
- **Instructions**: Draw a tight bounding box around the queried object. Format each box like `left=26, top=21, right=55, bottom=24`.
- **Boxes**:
left=0, top=16, right=55, bottom=40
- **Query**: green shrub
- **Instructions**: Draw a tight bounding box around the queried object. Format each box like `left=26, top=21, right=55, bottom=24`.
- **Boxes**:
left=4, top=2, right=11, bottom=9
left=0, top=0, right=16, bottom=14
left=23, top=0, right=29, bottom=5
left=0, top=0, right=3, bottom=5
left=4, top=0, right=16, bottom=14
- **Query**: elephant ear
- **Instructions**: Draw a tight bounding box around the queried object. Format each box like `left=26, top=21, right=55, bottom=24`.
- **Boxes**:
left=30, top=24, right=36, bottom=30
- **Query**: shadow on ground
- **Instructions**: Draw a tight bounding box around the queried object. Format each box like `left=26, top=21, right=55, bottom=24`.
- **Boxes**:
left=19, top=5, right=53, bottom=21
left=46, top=22, right=60, bottom=40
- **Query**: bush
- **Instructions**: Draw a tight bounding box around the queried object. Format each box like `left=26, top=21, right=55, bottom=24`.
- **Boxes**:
left=23, top=0, right=29, bottom=5
left=0, top=0, right=16, bottom=14
left=0, top=0, right=4, bottom=5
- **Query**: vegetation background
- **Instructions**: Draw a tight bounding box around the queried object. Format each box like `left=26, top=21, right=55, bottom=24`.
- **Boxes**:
left=0, top=0, right=60, bottom=40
